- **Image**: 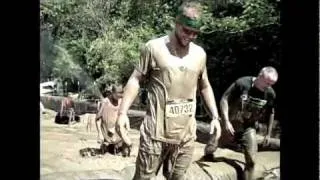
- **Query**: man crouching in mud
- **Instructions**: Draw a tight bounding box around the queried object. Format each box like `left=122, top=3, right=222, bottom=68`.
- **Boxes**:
left=95, top=85, right=131, bottom=156
left=204, top=66, right=278, bottom=180
left=116, top=2, right=221, bottom=180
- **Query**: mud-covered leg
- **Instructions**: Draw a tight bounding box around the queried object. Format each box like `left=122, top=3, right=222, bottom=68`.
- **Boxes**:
left=162, top=152, right=171, bottom=179
left=170, top=140, right=195, bottom=180
left=242, top=128, right=257, bottom=180
left=133, top=150, right=161, bottom=180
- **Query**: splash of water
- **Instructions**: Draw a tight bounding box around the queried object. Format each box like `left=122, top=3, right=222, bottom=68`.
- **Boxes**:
left=41, top=37, right=103, bottom=100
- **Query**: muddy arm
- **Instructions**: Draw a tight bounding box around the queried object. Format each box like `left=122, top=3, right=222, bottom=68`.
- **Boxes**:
left=220, top=83, right=237, bottom=124
left=198, top=66, right=221, bottom=140
left=95, top=118, right=103, bottom=142
left=198, top=67, right=219, bottom=121
left=266, top=108, right=275, bottom=138
left=118, top=70, right=142, bottom=115
left=117, top=70, right=143, bottom=146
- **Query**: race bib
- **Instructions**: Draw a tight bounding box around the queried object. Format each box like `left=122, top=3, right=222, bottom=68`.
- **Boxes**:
left=165, top=99, right=196, bottom=118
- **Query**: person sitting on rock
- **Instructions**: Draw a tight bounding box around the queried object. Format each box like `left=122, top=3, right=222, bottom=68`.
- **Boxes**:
left=95, top=85, right=130, bottom=156
left=204, top=66, right=278, bottom=180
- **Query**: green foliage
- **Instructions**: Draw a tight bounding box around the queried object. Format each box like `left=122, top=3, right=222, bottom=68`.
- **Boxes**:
left=40, top=0, right=280, bottom=98
left=199, top=0, right=279, bottom=34
left=240, top=0, right=279, bottom=26
left=85, top=24, right=156, bottom=86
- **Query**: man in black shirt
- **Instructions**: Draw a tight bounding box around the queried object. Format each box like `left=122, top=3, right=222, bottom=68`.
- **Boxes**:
left=205, top=66, right=278, bottom=180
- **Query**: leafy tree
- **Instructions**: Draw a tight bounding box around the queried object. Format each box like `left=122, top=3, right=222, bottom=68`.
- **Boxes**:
left=40, top=0, right=281, bottom=105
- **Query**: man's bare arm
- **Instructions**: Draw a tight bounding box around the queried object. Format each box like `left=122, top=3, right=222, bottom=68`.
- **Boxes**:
left=118, top=70, right=143, bottom=115
left=95, top=102, right=104, bottom=120
left=198, top=68, right=221, bottom=139
left=116, top=70, right=143, bottom=146
left=95, top=118, right=103, bottom=141
left=94, top=101, right=104, bottom=141
left=220, top=83, right=236, bottom=124
left=220, top=97, right=229, bottom=123
left=198, top=73, right=219, bottom=120
left=262, top=108, right=275, bottom=146
left=267, top=108, right=275, bottom=136
left=220, top=83, right=238, bottom=135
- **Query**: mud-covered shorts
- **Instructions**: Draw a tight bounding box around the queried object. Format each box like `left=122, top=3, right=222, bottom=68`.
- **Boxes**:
left=133, top=138, right=195, bottom=180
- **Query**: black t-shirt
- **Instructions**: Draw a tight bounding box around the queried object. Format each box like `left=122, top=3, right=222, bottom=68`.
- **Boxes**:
left=225, top=76, right=276, bottom=122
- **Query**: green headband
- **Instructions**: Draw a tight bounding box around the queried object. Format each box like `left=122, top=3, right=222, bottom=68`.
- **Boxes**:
left=176, top=14, right=202, bottom=30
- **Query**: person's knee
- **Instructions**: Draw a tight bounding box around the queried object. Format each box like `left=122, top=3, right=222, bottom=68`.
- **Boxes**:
left=242, top=128, right=258, bottom=154
left=171, top=161, right=189, bottom=179
left=171, top=149, right=193, bottom=179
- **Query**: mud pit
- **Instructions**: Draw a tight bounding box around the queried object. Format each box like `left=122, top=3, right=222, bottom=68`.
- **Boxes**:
left=40, top=109, right=280, bottom=180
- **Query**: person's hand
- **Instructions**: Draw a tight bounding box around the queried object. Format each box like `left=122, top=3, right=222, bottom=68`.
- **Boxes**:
left=205, top=117, right=221, bottom=156
left=209, top=117, right=221, bottom=141
left=225, top=121, right=235, bottom=136
left=262, top=134, right=271, bottom=147
left=204, top=132, right=218, bottom=156
left=122, top=143, right=132, bottom=157
left=116, top=113, right=132, bottom=146
left=97, top=134, right=104, bottom=144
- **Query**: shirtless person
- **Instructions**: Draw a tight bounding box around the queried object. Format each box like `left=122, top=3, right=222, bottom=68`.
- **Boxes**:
left=95, top=85, right=130, bottom=155
left=116, top=2, right=221, bottom=179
